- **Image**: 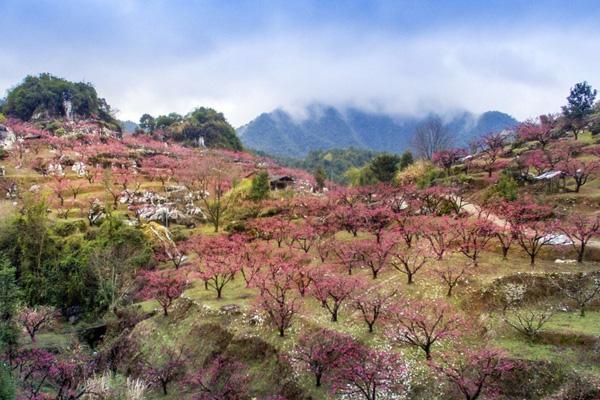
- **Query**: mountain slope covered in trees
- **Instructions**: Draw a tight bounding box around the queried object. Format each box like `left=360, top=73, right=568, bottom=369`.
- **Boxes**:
left=237, top=104, right=518, bottom=157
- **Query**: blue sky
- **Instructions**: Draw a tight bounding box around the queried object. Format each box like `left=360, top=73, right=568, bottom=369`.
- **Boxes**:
left=1, top=0, right=600, bottom=125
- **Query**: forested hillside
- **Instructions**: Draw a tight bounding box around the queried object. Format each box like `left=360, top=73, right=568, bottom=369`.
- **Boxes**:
left=237, top=104, right=518, bottom=157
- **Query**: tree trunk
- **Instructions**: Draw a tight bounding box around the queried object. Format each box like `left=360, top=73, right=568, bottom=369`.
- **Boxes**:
left=424, top=345, right=432, bottom=360
left=331, top=307, right=338, bottom=322
left=578, top=241, right=585, bottom=263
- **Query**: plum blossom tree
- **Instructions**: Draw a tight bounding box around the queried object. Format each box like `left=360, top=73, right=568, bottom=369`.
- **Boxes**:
left=292, top=328, right=359, bottom=387
left=429, top=348, right=512, bottom=400
left=394, top=216, right=420, bottom=248
left=332, top=240, right=366, bottom=276
left=517, top=114, right=557, bottom=148
left=362, top=206, right=394, bottom=243
left=455, top=218, right=496, bottom=266
left=188, top=355, right=250, bottom=400
left=356, top=235, right=396, bottom=279
left=182, top=158, right=242, bottom=232
left=421, top=219, right=457, bottom=255
left=142, top=155, right=178, bottom=191
left=290, top=224, right=320, bottom=254
left=139, top=270, right=187, bottom=316
left=478, top=131, right=506, bottom=177
left=16, top=305, right=56, bottom=342
left=155, top=240, right=188, bottom=270
left=502, top=306, right=555, bottom=341
left=12, top=346, right=94, bottom=400
left=331, top=345, right=406, bottom=400
left=253, top=252, right=302, bottom=336
left=142, top=346, right=186, bottom=395
left=330, top=203, right=368, bottom=237
left=434, top=262, right=470, bottom=297
left=352, top=285, right=397, bottom=332
left=250, top=217, right=292, bottom=247
left=194, top=236, right=241, bottom=299
left=387, top=300, right=462, bottom=359
left=554, top=272, right=600, bottom=317
left=558, top=214, right=600, bottom=263
left=315, top=236, right=335, bottom=263
left=432, top=148, right=467, bottom=174
left=558, top=157, right=600, bottom=193
left=390, top=245, right=430, bottom=285
left=512, top=220, right=555, bottom=267
left=312, top=272, right=363, bottom=322
left=493, top=219, right=516, bottom=260
left=416, top=186, right=451, bottom=216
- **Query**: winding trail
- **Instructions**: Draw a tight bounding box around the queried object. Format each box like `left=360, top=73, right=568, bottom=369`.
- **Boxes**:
left=458, top=197, right=600, bottom=252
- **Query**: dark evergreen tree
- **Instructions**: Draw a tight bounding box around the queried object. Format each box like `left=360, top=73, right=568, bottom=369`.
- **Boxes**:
left=562, top=81, right=597, bottom=139
left=314, top=166, right=326, bottom=192
left=399, top=150, right=414, bottom=170
left=139, top=113, right=156, bottom=131
left=369, top=154, right=401, bottom=183
left=0, top=256, right=20, bottom=355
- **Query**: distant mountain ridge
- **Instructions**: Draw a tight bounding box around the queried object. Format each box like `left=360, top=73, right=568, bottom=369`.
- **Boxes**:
left=237, top=104, right=518, bottom=158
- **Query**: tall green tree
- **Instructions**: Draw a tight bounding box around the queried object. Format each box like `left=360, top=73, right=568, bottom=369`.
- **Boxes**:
left=562, top=81, right=597, bottom=139
left=0, top=256, right=20, bottom=354
left=314, top=167, right=326, bottom=192
left=399, top=151, right=414, bottom=170
left=139, top=113, right=156, bottom=131
left=248, top=170, right=270, bottom=201
left=16, top=196, right=57, bottom=305
left=369, top=154, right=401, bottom=183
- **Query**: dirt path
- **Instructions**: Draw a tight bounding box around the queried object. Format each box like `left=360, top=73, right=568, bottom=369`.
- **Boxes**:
left=458, top=197, right=600, bottom=252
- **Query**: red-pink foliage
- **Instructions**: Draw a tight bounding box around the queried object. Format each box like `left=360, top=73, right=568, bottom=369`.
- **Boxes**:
left=331, top=345, right=406, bottom=400
left=139, top=270, right=187, bottom=315
left=312, top=271, right=364, bottom=322
left=292, top=328, right=359, bottom=387
left=387, top=299, right=463, bottom=359
left=429, top=348, right=512, bottom=400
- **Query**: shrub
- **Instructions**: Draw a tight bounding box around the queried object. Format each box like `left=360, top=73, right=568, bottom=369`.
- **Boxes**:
left=248, top=171, right=270, bottom=201
left=487, top=172, right=519, bottom=201
left=53, top=219, right=87, bottom=237
left=396, top=160, right=436, bottom=186
left=0, top=364, right=15, bottom=400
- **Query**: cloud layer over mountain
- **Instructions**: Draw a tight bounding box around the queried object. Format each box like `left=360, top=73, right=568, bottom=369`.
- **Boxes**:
left=1, top=1, right=600, bottom=126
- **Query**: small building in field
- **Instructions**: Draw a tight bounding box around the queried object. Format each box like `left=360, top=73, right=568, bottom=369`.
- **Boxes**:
left=269, top=175, right=295, bottom=190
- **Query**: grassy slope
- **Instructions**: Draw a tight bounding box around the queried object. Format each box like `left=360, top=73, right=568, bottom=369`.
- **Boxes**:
left=5, top=131, right=600, bottom=398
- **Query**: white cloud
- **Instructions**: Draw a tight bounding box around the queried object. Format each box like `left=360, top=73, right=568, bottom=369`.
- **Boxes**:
left=2, top=21, right=600, bottom=126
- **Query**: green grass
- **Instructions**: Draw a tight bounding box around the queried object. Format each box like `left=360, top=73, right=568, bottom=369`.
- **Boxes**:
left=494, top=337, right=576, bottom=362
left=545, top=311, right=600, bottom=336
